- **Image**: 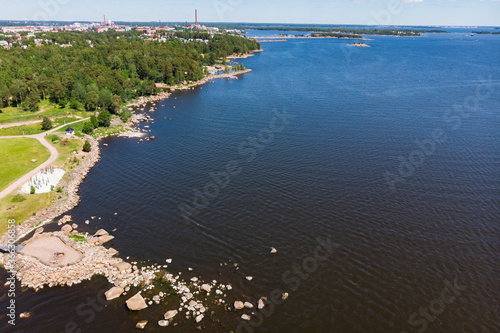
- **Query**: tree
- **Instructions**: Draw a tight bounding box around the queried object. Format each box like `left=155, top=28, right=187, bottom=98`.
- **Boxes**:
left=110, top=95, right=122, bottom=114
left=97, top=110, right=111, bottom=127
left=90, top=115, right=99, bottom=128
left=0, top=85, right=10, bottom=107
left=98, top=89, right=112, bottom=110
left=85, top=91, right=99, bottom=111
left=24, top=92, right=41, bottom=112
left=41, top=116, right=53, bottom=130
left=82, top=121, right=94, bottom=134
left=82, top=140, right=91, bottom=152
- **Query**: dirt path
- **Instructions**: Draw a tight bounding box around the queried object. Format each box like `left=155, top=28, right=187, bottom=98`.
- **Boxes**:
left=0, top=118, right=89, bottom=200
left=0, top=115, right=83, bottom=129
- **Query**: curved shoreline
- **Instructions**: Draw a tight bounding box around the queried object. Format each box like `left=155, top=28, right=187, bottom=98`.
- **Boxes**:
left=0, top=64, right=256, bottom=244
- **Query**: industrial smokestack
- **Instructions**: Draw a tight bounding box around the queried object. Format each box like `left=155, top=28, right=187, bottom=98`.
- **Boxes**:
left=195, top=9, right=198, bottom=26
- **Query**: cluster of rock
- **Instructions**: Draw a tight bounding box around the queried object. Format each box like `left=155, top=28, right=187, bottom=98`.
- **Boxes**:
left=0, top=226, right=153, bottom=290
left=0, top=136, right=100, bottom=245
left=126, top=91, right=172, bottom=109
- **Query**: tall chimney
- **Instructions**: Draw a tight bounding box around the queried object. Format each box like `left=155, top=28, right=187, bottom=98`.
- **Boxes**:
left=195, top=9, right=198, bottom=26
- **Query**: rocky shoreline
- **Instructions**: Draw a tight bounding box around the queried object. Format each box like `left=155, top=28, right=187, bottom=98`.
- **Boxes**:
left=0, top=224, right=249, bottom=329
left=0, top=60, right=261, bottom=330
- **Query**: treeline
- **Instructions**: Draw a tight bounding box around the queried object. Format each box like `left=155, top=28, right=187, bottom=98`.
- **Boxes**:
left=472, top=31, right=500, bottom=35
left=311, top=33, right=362, bottom=39
left=0, top=30, right=260, bottom=112
left=213, top=24, right=448, bottom=36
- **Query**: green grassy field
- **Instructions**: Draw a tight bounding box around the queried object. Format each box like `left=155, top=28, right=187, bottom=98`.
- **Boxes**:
left=0, top=138, right=51, bottom=191
left=0, top=192, right=53, bottom=234
left=46, top=134, right=84, bottom=166
left=0, top=99, right=91, bottom=125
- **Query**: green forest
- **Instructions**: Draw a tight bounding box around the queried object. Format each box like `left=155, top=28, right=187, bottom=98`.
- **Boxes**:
left=0, top=30, right=260, bottom=112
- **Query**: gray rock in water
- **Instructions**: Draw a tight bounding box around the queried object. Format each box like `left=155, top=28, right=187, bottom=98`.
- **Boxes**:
left=158, top=320, right=169, bottom=327
left=61, top=225, right=72, bottom=233
left=98, top=235, right=115, bottom=244
left=164, top=310, right=178, bottom=320
left=136, top=320, right=148, bottom=329
left=195, top=314, right=204, bottom=323
left=105, top=286, right=124, bottom=300
left=244, top=301, right=254, bottom=309
left=114, top=262, right=131, bottom=272
left=126, top=292, right=148, bottom=311
left=241, top=314, right=251, bottom=321
left=19, top=312, right=32, bottom=319
left=270, top=247, right=277, bottom=254
left=258, top=298, right=265, bottom=309
left=234, top=301, right=244, bottom=310
left=94, top=229, right=109, bottom=236
left=200, top=284, right=212, bottom=293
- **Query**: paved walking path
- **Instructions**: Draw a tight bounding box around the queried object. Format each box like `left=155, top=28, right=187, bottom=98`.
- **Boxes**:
left=0, top=118, right=89, bottom=200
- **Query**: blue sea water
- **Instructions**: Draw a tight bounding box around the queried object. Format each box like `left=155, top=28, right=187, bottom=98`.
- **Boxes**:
left=1, top=30, right=499, bottom=332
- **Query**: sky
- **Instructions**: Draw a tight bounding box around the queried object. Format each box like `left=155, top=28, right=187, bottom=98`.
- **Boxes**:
left=0, top=0, right=499, bottom=27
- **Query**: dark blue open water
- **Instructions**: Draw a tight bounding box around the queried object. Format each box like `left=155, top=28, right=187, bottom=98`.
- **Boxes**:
left=1, top=31, right=499, bottom=332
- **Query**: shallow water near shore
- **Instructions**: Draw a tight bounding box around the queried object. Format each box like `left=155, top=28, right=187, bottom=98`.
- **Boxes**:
left=1, top=30, right=499, bottom=332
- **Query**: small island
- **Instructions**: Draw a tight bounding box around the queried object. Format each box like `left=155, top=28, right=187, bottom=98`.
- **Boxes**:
left=349, top=42, right=370, bottom=47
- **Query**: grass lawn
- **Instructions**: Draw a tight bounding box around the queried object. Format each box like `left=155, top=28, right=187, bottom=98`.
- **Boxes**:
left=0, top=99, right=92, bottom=125
left=0, top=138, right=51, bottom=192
left=46, top=134, right=84, bottom=166
left=0, top=116, right=79, bottom=136
left=0, top=192, right=53, bottom=234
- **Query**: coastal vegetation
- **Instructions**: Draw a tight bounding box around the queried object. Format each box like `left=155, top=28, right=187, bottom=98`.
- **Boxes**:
left=311, top=32, right=362, bottom=39
left=0, top=30, right=260, bottom=115
left=0, top=138, right=50, bottom=192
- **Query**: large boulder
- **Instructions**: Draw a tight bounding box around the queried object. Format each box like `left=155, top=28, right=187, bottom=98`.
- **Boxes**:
left=234, top=301, right=244, bottom=310
left=126, top=292, right=148, bottom=311
left=114, top=262, right=131, bottom=272
left=98, top=235, right=115, bottom=244
left=105, top=286, right=124, bottom=300
left=94, top=229, right=109, bottom=236
left=61, top=225, right=72, bottom=233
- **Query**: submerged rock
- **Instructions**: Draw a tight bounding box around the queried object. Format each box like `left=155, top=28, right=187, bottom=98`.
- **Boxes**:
left=158, top=320, right=169, bottom=327
left=105, top=286, right=124, bottom=300
left=126, top=292, right=148, bottom=311
left=164, top=310, right=178, bottom=320
left=136, top=320, right=148, bottom=329
left=200, top=284, right=212, bottom=293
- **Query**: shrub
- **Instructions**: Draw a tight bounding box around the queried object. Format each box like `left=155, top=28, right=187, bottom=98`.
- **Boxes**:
left=120, top=108, right=132, bottom=122
left=82, top=140, right=91, bottom=152
left=69, top=234, right=86, bottom=243
left=12, top=194, right=26, bottom=202
left=30, top=185, right=35, bottom=194
left=56, top=187, right=63, bottom=193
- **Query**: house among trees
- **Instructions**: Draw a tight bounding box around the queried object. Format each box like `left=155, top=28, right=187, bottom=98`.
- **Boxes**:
left=65, top=127, right=75, bottom=135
